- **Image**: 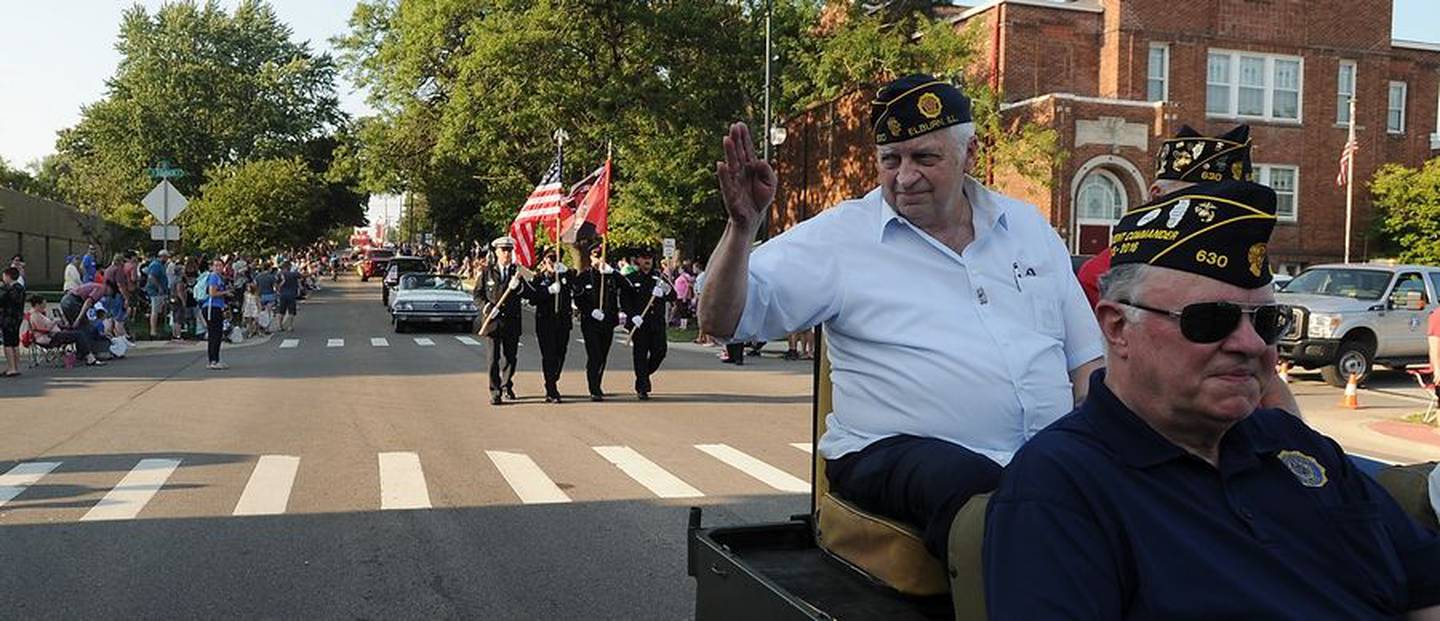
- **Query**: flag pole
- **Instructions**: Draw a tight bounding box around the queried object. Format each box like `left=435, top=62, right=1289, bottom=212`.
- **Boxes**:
left=1343, top=96, right=1356, bottom=264
left=553, top=129, right=567, bottom=314
left=598, top=141, right=612, bottom=315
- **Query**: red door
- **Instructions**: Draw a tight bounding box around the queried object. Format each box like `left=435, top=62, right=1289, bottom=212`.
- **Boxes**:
left=1078, top=224, right=1111, bottom=255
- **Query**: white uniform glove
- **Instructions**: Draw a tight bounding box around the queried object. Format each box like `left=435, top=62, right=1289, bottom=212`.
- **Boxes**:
left=487, top=308, right=500, bottom=320
left=651, top=283, right=668, bottom=298
left=599, top=263, right=613, bottom=275
left=555, top=262, right=567, bottom=274
left=631, top=315, right=644, bottom=328
left=548, top=282, right=561, bottom=295
left=618, top=312, right=628, bottom=326
left=590, top=309, right=605, bottom=321
left=507, top=277, right=520, bottom=291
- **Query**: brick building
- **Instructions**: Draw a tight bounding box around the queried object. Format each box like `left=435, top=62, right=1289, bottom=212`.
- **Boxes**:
left=770, top=0, right=1440, bottom=272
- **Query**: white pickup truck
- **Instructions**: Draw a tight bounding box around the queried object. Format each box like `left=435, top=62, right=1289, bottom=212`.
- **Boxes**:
left=1276, top=263, right=1440, bottom=386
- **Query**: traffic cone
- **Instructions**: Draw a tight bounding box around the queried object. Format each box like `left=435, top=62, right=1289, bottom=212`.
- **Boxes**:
left=1339, top=373, right=1361, bottom=409
left=1276, top=362, right=1291, bottom=384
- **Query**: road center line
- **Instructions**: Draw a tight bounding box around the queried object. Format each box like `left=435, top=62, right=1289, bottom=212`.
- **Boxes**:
left=279, top=339, right=299, bottom=349
left=486, top=451, right=571, bottom=504
left=232, top=455, right=300, bottom=516
left=378, top=452, right=432, bottom=510
left=81, top=458, right=182, bottom=521
left=593, top=446, right=703, bottom=499
left=371, top=337, right=389, bottom=347
left=327, top=338, right=344, bottom=348
left=413, top=337, right=435, bottom=346
left=0, top=462, right=62, bottom=509
left=695, top=444, right=809, bottom=493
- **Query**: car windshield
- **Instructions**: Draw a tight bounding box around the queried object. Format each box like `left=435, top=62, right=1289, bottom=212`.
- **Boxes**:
left=369, top=250, right=394, bottom=260
left=1282, top=268, right=1392, bottom=300
left=401, top=275, right=463, bottom=291
left=391, top=259, right=428, bottom=274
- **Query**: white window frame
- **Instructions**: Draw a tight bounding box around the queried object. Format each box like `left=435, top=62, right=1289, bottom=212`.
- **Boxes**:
left=1388, top=81, right=1407, bottom=134
left=1255, top=164, right=1299, bottom=222
left=1147, top=44, right=1169, bottom=102
left=1336, top=60, right=1356, bottom=126
left=1205, top=49, right=1305, bottom=123
left=1076, top=169, right=1128, bottom=225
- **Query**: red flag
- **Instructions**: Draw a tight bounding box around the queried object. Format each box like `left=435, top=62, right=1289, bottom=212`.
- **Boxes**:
left=1336, top=139, right=1358, bottom=187
left=561, top=159, right=610, bottom=244
left=511, top=154, right=565, bottom=267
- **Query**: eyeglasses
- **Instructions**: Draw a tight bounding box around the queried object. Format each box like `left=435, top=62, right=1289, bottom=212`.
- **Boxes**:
left=1118, top=300, right=1290, bottom=345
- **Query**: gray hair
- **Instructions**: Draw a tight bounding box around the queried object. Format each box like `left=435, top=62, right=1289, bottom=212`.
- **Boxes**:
left=1098, top=262, right=1153, bottom=322
left=945, top=122, right=977, bottom=153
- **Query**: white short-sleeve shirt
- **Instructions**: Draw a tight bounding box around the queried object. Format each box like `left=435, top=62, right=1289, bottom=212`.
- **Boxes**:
left=734, top=179, right=1104, bottom=465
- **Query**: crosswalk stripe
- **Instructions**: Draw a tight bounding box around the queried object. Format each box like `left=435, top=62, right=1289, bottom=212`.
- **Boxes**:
left=0, top=462, right=62, bottom=509
left=279, top=339, right=299, bottom=349
left=593, top=446, right=704, bottom=499
left=327, top=338, right=344, bottom=348
left=413, top=337, right=435, bottom=346
left=695, top=444, right=808, bottom=493
left=232, top=455, right=300, bottom=516
left=456, top=336, right=481, bottom=346
left=790, top=443, right=813, bottom=454
left=378, top=452, right=431, bottom=510
left=81, top=458, right=181, bottom=521
left=371, top=337, right=389, bottom=347
left=486, top=451, right=571, bottom=504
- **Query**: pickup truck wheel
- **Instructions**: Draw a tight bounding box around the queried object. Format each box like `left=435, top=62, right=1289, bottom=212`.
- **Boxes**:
left=1321, top=341, right=1374, bottom=388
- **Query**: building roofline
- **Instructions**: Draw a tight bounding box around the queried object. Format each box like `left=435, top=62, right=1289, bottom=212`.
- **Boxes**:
left=1001, top=93, right=1164, bottom=112
left=949, top=0, right=1103, bottom=24
left=1392, top=38, right=1440, bottom=53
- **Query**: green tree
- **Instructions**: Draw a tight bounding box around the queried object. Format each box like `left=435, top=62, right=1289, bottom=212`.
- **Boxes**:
left=181, top=157, right=321, bottom=254
left=1370, top=157, right=1440, bottom=264
left=55, top=0, right=343, bottom=228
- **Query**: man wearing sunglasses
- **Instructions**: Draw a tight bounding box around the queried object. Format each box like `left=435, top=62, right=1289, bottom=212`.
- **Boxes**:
left=985, top=179, right=1440, bottom=619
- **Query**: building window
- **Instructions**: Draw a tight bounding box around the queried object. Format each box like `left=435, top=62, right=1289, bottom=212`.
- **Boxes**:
left=1256, top=165, right=1298, bottom=221
left=1077, top=169, right=1127, bottom=222
left=1147, top=44, right=1169, bottom=102
left=1336, top=60, right=1356, bottom=125
left=1206, top=50, right=1304, bottom=122
left=1388, top=81, right=1407, bottom=133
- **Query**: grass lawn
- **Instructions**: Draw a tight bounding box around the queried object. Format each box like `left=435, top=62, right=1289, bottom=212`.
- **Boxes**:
left=667, top=326, right=699, bottom=343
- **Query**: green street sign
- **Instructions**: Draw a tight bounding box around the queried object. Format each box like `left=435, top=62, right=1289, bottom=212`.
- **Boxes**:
left=145, top=160, right=186, bottom=180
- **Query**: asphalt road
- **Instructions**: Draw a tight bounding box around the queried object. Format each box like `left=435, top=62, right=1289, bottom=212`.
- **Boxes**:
left=0, top=278, right=814, bottom=619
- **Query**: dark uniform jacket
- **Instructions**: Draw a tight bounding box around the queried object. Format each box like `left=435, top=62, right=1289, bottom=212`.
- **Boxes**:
left=985, top=369, right=1440, bottom=620
left=525, top=269, right=574, bottom=328
left=478, top=263, right=529, bottom=336
left=573, top=269, right=622, bottom=323
left=621, top=269, right=676, bottom=330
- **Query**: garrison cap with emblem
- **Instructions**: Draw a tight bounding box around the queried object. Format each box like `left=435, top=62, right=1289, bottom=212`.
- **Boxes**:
left=870, top=74, right=972, bottom=145
left=1109, top=179, right=1277, bottom=288
left=1156, top=124, right=1252, bottom=183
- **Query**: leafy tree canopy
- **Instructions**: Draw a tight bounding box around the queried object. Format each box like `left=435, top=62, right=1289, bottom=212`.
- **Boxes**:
left=1370, top=157, right=1440, bottom=264
left=181, top=157, right=321, bottom=255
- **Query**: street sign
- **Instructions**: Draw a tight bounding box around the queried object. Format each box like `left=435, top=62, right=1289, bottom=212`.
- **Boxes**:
left=662, top=238, right=676, bottom=259
left=142, top=180, right=189, bottom=224
left=145, top=160, right=186, bottom=179
left=150, top=225, right=181, bottom=241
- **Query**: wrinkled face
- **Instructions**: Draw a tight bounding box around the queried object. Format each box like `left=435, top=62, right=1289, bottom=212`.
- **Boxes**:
left=1112, top=269, right=1278, bottom=425
left=877, top=129, right=972, bottom=221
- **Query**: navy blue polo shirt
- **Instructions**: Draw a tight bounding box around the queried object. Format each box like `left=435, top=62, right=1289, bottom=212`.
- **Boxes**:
left=984, top=370, right=1440, bottom=620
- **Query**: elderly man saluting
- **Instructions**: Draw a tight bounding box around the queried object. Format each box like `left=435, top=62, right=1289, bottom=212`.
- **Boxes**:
left=984, top=179, right=1440, bottom=619
left=699, top=74, right=1104, bottom=558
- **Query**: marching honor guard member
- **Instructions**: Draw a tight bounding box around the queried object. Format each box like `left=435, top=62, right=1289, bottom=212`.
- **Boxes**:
left=700, top=74, right=1104, bottom=559
left=621, top=249, right=676, bottom=401
left=985, top=178, right=1440, bottom=619
left=525, top=248, right=574, bottom=403
left=478, top=236, right=531, bottom=406
left=573, top=240, right=623, bottom=401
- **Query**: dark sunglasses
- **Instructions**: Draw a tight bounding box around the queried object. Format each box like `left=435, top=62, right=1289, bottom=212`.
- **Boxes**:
left=1118, top=300, right=1290, bottom=345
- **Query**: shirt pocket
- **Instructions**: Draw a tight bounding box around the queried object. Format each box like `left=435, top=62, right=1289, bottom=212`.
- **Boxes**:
left=1021, top=275, right=1065, bottom=340
left=1319, top=502, right=1406, bottom=611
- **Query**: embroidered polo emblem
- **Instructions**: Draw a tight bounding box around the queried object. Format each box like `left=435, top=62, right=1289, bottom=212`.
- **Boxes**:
left=1277, top=450, right=1328, bottom=488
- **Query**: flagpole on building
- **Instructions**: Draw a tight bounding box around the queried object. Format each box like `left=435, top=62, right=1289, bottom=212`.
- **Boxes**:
left=1344, top=97, right=1356, bottom=264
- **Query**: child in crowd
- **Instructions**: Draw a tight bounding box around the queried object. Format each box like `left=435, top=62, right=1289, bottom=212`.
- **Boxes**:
left=242, top=281, right=261, bottom=336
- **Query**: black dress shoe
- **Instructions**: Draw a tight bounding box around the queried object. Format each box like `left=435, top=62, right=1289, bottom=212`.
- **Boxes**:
left=491, top=396, right=503, bottom=406
left=552, top=395, right=564, bottom=404
left=590, top=394, right=604, bottom=402
left=504, top=388, right=517, bottom=400
left=543, top=395, right=555, bottom=403
left=637, top=391, right=650, bottom=401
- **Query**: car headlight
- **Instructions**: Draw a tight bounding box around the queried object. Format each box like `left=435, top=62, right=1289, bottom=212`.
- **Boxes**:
left=462, top=302, right=477, bottom=311
left=396, top=302, right=413, bottom=311
left=1307, top=313, right=1341, bottom=339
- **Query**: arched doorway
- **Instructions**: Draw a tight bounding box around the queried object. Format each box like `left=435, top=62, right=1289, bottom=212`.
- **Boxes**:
left=1075, top=169, right=1127, bottom=255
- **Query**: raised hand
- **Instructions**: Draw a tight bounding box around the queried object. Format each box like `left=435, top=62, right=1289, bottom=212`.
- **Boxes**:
left=716, top=122, right=777, bottom=231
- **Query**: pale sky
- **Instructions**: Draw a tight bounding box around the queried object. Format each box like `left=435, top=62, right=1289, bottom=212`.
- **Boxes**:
left=1, top=0, right=1437, bottom=226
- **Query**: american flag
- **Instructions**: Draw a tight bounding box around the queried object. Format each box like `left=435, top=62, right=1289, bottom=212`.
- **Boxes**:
left=1335, top=139, right=1359, bottom=187
left=510, top=153, right=565, bottom=267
